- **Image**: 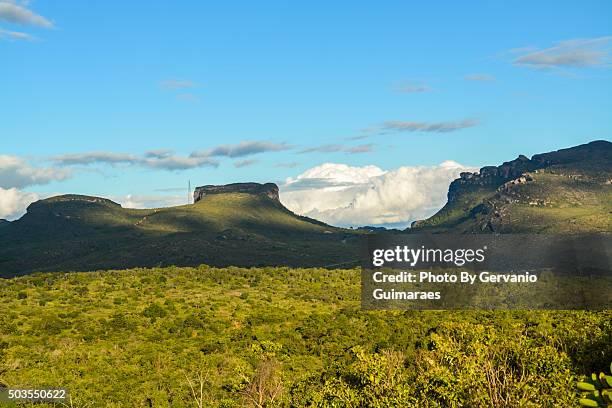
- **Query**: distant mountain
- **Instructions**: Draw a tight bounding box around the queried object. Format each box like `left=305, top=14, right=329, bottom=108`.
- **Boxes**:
left=0, top=186, right=361, bottom=277
left=2, top=142, right=609, bottom=277
left=410, top=140, right=612, bottom=233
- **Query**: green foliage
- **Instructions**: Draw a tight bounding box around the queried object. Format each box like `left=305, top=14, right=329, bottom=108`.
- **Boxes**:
left=577, top=362, right=612, bottom=407
left=142, top=302, right=167, bottom=322
left=0, top=266, right=609, bottom=407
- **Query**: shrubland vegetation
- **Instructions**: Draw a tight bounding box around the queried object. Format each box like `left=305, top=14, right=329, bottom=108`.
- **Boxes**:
left=1, top=266, right=610, bottom=407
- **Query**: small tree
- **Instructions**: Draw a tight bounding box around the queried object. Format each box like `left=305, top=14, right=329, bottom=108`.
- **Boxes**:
left=243, top=359, right=283, bottom=408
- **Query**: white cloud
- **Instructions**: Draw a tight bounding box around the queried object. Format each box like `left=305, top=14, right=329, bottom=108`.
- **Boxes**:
left=0, top=187, right=38, bottom=220
left=113, top=194, right=187, bottom=209
left=513, top=37, right=612, bottom=69
left=0, top=1, right=53, bottom=27
left=52, top=151, right=218, bottom=170
left=0, top=27, right=31, bottom=40
left=383, top=118, right=479, bottom=133
left=280, top=161, right=475, bottom=228
left=52, top=151, right=138, bottom=165
left=0, top=155, right=72, bottom=188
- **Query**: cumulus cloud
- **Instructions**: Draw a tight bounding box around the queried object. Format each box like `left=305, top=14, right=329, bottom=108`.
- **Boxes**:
left=0, top=27, right=31, bottom=40
left=0, top=155, right=71, bottom=188
left=192, top=141, right=292, bottom=158
left=0, top=1, right=53, bottom=27
left=383, top=118, right=479, bottom=133
left=513, top=37, right=612, bottom=69
left=0, top=187, right=38, bottom=220
left=465, top=74, right=495, bottom=81
left=280, top=161, right=475, bottom=228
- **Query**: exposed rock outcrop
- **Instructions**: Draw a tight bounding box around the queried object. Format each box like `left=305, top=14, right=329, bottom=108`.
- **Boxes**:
left=193, top=182, right=280, bottom=203
left=410, top=140, right=612, bottom=232
left=447, top=140, right=611, bottom=203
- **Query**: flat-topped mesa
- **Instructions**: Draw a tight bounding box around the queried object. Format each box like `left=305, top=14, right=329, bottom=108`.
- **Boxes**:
left=193, top=182, right=280, bottom=203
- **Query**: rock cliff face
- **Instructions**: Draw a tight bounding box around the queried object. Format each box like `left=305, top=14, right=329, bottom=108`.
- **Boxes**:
left=193, top=182, right=280, bottom=203
left=410, top=140, right=612, bottom=233
left=447, top=140, right=611, bottom=204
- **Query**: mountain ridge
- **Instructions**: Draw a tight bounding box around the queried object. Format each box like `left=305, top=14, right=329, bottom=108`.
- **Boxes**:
left=0, top=191, right=360, bottom=277
left=1, top=140, right=610, bottom=277
left=411, top=140, right=612, bottom=233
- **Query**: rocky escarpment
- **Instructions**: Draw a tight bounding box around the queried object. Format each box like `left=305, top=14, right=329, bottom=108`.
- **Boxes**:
left=410, top=140, right=612, bottom=232
left=24, top=195, right=121, bottom=217
left=194, top=182, right=280, bottom=203
left=447, top=140, right=611, bottom=204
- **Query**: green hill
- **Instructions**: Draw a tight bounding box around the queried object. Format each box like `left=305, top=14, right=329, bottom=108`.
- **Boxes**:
left=0, top=190, right=361, bottom=277
left=411, top=140, right=612, bottom=233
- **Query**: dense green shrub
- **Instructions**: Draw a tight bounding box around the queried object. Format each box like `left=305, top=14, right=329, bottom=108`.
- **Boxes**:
left=0, top=266, right=608, bottom=407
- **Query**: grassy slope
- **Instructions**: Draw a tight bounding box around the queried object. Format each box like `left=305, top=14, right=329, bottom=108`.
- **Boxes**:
left=0, top=194, right=361, bottom=277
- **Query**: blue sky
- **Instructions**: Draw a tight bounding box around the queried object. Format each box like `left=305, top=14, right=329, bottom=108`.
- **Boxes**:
left=1, top=1, right=611, bottom=225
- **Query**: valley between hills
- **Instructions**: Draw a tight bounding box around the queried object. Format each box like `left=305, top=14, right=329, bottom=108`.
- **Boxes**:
left=0, top=140, right=610, bottom=407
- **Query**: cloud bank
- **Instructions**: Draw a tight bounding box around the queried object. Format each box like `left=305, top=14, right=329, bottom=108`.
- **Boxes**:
left=0, top=155, right=71, bottom=189
left=280, top=161, right=475, bottom=228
